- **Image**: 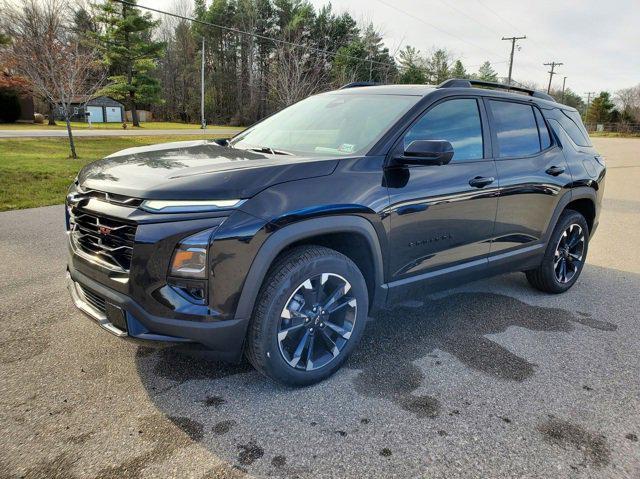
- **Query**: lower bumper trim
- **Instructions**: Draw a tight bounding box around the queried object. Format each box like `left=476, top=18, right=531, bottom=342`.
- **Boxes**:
left=66, top=266, right=249, bottom=362
left=66, top=272, right=127, bottom=337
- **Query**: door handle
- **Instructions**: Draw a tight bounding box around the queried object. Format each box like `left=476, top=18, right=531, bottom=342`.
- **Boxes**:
left=545, top=166, right=565, bottom=176
left=468, top=176, right=495, bottom=188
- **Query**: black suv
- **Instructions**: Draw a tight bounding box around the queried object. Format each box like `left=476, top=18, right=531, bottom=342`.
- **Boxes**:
left=66, top=79, right=605, bottom=385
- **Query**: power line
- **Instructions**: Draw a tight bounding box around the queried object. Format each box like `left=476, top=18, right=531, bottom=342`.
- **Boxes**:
left=502, top=35, right=526, bottom=85
left=110, top=0, right=396, bottom=71
left=371, top=0, right=504, bottom=59
left=544, top=61, right=563, bottom=93
left=112, top=0, right=505, bottom=83
left=435, top=0, right=504, bottom=39
left=475, top=0, right=555, bottom=60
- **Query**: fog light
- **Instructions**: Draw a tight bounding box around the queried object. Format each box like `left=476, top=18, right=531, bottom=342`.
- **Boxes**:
left=169, top=227, right=217, bottom=278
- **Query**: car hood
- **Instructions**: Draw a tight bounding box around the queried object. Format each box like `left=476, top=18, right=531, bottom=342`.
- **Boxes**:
left=77, top=140, right=339, bottom=200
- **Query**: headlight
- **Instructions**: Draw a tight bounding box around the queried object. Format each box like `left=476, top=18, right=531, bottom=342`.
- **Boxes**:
left=169, top=227, right=218, bottom=278
left=141, top=199, right=244, bottom=213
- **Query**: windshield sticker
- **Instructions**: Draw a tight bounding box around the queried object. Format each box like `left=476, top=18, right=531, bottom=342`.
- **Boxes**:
left=338, top=143, right=356, bottom=153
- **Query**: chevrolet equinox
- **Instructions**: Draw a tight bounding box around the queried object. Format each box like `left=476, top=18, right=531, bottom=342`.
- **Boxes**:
left=66, top=79, right=605, bottom=385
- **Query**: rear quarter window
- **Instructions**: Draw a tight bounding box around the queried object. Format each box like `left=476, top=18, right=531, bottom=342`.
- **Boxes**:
left=557, top=110, right=592, bottom=147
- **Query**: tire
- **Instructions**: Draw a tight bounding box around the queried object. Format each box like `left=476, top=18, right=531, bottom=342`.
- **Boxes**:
left=246, top=245, right=369, bottom=386
left=525, top=209, right=589, bottom=294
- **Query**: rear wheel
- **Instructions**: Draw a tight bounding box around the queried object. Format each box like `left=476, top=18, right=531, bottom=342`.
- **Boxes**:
left=526, top=209, right=589, bottom=293
left=246, top=246, right=368, bottom=386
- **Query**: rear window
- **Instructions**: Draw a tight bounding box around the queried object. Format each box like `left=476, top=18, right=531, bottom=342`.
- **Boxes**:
left=557, top=110, right=592, bottom=147
left=489, top=100, right=540, bottom=158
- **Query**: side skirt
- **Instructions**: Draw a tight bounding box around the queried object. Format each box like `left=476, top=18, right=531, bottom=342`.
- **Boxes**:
left=382, top=242, right=545, bottom=305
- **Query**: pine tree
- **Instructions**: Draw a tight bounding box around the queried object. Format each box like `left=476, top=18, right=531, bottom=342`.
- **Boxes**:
left=426, top=49, right=451, bottom=84
left=586, top=91, right=614, bottom=124
left=398, top=46, right=426, bottom=84
left=96, top=0, right=164, bottom=126
left=450, top=60, right=467, bottom=79
left=476, top=61, right=498, bottom=82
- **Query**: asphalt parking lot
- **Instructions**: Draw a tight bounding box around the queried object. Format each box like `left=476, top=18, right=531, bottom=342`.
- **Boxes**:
left=1, top=137, right=639, bottom=478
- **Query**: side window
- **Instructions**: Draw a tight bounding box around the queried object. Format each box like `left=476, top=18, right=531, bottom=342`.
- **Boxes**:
left=534, top=108, right=552, bottom=150
left=558, top=110, right=592, bottom=147
left=489, top=100, right=540, bottom=158
left=404, top=98, right=483, bottom=162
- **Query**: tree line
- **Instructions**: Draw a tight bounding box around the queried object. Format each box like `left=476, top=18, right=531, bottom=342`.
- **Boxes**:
left=1, top=0, right=639, bottom=155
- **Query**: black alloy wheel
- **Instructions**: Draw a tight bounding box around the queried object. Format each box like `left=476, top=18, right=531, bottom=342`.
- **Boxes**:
left=246, top=245, right=368, bottom=386
left=526, top=209, right=589, bottom=294
left=553, top=223, right=585, bottom=284
left=278, top=273, right=357, bottom=371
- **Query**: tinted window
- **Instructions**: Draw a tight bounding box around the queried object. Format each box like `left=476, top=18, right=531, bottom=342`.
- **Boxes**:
left=404, top=99, right=483, bottom=161
left=558, top=110, right=592, bottom=147
left=489, top=101, right=540, bottom=158
left=534, top=108, right=552, bottom=149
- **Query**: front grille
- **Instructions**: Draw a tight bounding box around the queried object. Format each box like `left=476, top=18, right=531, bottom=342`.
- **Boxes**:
left=80, top=285, right=106, bottom=313
left=69, top=206, right=137, bottom=272
left=70, top=187, right=143, bottom=207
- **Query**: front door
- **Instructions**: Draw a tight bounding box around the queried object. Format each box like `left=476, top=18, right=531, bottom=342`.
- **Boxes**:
left=385, top=97, right=498, bottom=292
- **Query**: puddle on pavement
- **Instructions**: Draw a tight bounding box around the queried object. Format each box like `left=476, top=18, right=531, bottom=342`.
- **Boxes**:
left=348, top=292, right=616, bottom=415
left=538, top=417, right=611, bottom=468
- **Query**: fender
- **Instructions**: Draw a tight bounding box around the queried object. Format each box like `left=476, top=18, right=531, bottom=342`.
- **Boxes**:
left=233, top=215, right=386, bottom=322
left=542, top=186, right=597, bottom=243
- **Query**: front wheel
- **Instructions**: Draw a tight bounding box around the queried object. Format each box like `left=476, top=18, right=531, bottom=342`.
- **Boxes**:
left=526, top=209, right=589, bottom=294
left=246, top=246, right=369, bottom=386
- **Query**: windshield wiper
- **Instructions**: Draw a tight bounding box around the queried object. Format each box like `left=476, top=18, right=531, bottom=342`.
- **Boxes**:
left=248, top=146, right=293, bottom=156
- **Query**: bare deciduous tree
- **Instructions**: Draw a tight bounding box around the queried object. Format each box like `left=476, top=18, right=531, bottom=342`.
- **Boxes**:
left=1, top=0, right=106, bottom=158
left=269, top=45, right=328, bottom=109
left=615, top=85, right=640, bottom=122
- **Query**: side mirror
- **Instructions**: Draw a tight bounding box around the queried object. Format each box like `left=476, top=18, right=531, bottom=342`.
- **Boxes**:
left=396, top=140, right=454, bottom=166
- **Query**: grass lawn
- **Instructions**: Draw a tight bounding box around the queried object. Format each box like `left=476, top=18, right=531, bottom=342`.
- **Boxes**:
left=0, top=134, right=233, bottom=212
left=0, top=121, right=240, bottom=130
left=589, top=131, right=640, bottom=138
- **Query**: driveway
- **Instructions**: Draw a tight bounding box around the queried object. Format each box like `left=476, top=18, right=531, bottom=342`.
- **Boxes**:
left=0, top=128, right=242, bottom=138
left=0, top=138, right=639, bottom=478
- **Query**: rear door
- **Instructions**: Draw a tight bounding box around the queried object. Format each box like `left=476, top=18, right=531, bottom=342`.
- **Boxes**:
left=485, top=99, right=571, bottom=256
left=385, top=96, right=498, bottom=291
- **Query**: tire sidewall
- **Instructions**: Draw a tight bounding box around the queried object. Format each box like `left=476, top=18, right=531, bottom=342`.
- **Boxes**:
left=545, top=211, right=589, bottom=292
left=257, top=253, right=368, bottom=386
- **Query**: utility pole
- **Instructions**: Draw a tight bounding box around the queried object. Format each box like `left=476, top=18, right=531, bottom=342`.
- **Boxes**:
left=200, top=36, right=206, bottom=130
left=584, top=91, right=595, bottom=120
left=502, top=35, right=526, bottom=86
left=544, top=61, right=563, bottom=93
left=561, top=76, right=567, bottom=104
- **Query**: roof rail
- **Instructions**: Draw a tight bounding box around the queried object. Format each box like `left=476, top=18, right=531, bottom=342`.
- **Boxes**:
left=438, top=78, right=556, bottom=102
left=339, top=81, right=378, bottom=89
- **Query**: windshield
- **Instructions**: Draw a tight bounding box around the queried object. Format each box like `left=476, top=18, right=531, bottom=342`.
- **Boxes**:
left=230, top=93, right=419, bottom=156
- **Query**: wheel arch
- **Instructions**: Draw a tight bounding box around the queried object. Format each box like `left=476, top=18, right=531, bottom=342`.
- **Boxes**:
left=234, top=215, right=386, bottom=322
left=564, top=197, right=596, bottom=234
left=543, top=187, right=597, bottom=242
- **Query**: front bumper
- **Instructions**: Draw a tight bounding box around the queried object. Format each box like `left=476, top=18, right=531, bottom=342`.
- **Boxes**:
left=67, top=265, right=248, bottom=362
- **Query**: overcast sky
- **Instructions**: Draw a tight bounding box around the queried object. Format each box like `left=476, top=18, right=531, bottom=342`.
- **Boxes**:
left=140, top=0, right=639, bottom=96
